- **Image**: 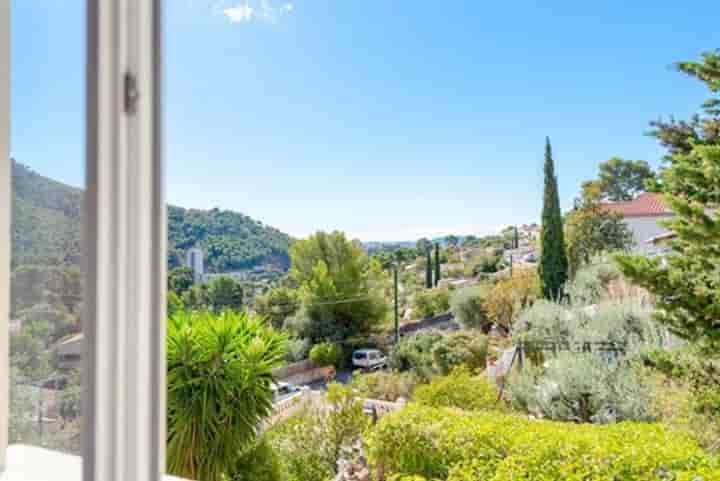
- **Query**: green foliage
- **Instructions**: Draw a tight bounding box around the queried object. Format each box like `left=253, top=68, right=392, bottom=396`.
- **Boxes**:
left=180, top=275, right=245, bottom=313
left=617, top=50, right=720, bottom=353
left=581, top=157, right=656, bottom=202
left=11, top=160, right=291, bottom=272
left=168, top=205, right=292, bottom=272
left=450, top=285, right=489, bottom=331
left=434, top=244, right=441, bottom=287
left=58, top=370, right=82, bottom=421
left=642, top=351, right=720, bottom=453
left=414, top=367, right=499, bottom=412
left=366, top=405, right=717, bottom=481
left=168, top=267, right=194, bottom=296
left=230, top=438, right=284, bottom=481
left=506, top=353, right=653, bottom=423
left=425, top=249, right=433, bottom=289
left=484, top=270, right=539, bottom=329
left=412, top=287, right=450, bottom=319
left=617, top=144, right=720, bottom=352
left=470, top=255, right=504, bottom=275
left=564, top=259, right=622, bottom=305
left=285, top=337, right=311, bottom=363
left=565, top=201, right=633, bottom=276
left=10, top=328, right=52, bottom=380
left=389, top=333, right=442, bottom=381
left=539, top=138, right=569, bottom=300
left=268, top=383, right=369, bottom=481
left=166, top=309, right=287, bottom=481
left=253, top=286, right=301, bottom=329
left=431, top=331, right=489, bottom=375
left=290, top=231, right=388, bottom=342
left=11, top=160, right=82, bottom=266
left=204, top=276, right=244, bottom=312
left=515, top=297, right=667, bottom=354
left=309, top=342, right=342, bottom=367
left=167, top=291, right=183, bottom=318
left=349, top=370, right=419, bottom=401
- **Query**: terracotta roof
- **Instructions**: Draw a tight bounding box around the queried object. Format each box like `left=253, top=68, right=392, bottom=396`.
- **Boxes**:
left=599, top=193, right=672, bottom=218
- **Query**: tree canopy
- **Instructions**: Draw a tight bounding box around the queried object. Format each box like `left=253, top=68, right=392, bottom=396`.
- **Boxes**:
left=616, top=49, right=720, bottom=352
left=565, top=199, right=634, bottom=276
left=581, top=157, right=655, bottom=202
left=289, top=231, right=388, bottom=341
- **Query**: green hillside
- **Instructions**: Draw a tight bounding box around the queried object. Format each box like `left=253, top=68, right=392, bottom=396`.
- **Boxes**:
left=11, top=160, right=292, bottom=272
left=168, top=206, right=292, bottom=272
left=11, top=161, right=82, bottom=267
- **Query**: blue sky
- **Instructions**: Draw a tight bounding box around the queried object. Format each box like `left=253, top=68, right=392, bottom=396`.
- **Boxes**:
left=11, top=1, right=717, bottom=241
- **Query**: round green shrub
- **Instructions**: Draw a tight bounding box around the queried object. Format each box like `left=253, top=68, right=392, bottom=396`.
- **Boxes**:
left=231, top=438, right=284, bottom=481
left=430, top=331, right=489, bottom=375
left=413, top=367, right=500, bottom=412
left=309, top=342, right=342, bottom=367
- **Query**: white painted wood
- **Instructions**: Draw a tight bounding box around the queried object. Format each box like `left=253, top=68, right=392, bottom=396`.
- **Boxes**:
left=0, top=0, right=9, bottom=471
left=84, top=1, right=165, bottom=481
left=1, top=446, right=184, bottom=481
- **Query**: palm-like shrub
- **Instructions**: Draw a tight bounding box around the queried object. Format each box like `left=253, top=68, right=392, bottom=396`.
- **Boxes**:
left=166, top=310, right=287, bottom=481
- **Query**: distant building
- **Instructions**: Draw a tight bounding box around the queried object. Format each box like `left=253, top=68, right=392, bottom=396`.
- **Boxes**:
left=56, top=333, right=84, bottom=370
left=599, top=193, right=673, bottom=253
left=186, top=247, right=204, bottom=282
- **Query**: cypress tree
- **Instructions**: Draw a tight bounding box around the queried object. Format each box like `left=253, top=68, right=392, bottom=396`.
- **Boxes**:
left=434, top=243, right=441, bottom=286
left=425, top=248, right=433, bottom=289
left=538, top=137, right=568, bottom=300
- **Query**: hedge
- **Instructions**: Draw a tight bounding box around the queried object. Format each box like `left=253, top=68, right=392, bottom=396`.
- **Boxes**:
left=366, top=405, right=720, bottom=480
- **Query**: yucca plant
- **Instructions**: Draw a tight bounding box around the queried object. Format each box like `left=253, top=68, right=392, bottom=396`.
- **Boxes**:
left=166, top=309, right=287, bottom=481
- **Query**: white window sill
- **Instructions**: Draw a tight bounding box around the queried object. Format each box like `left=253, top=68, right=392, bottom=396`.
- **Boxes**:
left=1, top=445, right=185, bottom=481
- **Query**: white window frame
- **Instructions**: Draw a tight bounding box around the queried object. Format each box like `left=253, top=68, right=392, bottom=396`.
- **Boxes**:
left=0, top=1, right=166, bottom=480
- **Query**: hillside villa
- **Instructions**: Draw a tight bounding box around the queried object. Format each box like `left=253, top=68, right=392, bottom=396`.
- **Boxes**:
left=599, top=192, right=673, bottom=253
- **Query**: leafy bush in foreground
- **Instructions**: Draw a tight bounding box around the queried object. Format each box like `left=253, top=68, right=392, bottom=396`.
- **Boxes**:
left=268, top=384, right=369, bottom=481
left=366, top=405, right=719, bottom=480
left=414, top=367, right=500, bottom=412
left=166, top=310, right=287, bottom=481
left=231, top=438, right=284, bottom=481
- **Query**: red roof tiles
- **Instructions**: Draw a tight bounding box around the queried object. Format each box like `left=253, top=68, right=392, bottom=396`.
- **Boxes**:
left=599, top=193, right=672, bottom=218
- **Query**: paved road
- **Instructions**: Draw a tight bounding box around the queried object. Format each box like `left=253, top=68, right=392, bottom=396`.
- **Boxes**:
left=306, top=369, right=354, bottom=391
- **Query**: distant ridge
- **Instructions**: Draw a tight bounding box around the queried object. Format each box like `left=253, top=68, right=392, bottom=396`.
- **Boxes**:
left=11, top=160, right=292, bottom=272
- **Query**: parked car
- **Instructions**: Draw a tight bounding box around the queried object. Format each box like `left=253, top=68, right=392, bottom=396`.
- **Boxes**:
left=271, top=381, right=307, bottom=404
left=352, top=349, right=387, bottom=371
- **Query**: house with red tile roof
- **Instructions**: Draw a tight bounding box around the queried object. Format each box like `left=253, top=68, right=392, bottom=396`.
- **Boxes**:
left=599, top=192, right=673, bottom=253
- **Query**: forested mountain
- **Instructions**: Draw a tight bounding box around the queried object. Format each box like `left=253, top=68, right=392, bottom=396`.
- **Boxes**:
left=11, top=160, right=82, bottom=267
left=11, top=160, right=292, bottom=272
left=168, top=206, right=292, bottom=272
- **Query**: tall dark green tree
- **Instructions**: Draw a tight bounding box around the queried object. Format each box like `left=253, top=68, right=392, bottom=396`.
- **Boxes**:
left=434, top=243, right=441, bottom=287
left=425, top=248, right=433, bottom=289
left=538, top=137, right=568, bottom=300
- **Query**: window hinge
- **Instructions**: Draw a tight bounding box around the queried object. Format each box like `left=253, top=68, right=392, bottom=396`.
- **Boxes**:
left=124, top=72, right=140, bottom=115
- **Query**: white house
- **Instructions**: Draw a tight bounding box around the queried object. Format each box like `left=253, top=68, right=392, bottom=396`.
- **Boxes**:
left=599, top=193, right=673, bottom=253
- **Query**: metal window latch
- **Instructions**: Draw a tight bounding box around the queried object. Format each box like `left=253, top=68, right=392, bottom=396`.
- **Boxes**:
left=124, top=72, right=140, bottom=115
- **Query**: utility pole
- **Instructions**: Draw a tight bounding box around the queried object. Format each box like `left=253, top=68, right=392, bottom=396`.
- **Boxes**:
left=394, top=264, right=399, bottom=344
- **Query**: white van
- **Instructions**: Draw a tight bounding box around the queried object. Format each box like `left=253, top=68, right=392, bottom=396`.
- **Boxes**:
left=352, top=349, right=387, bottom=370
